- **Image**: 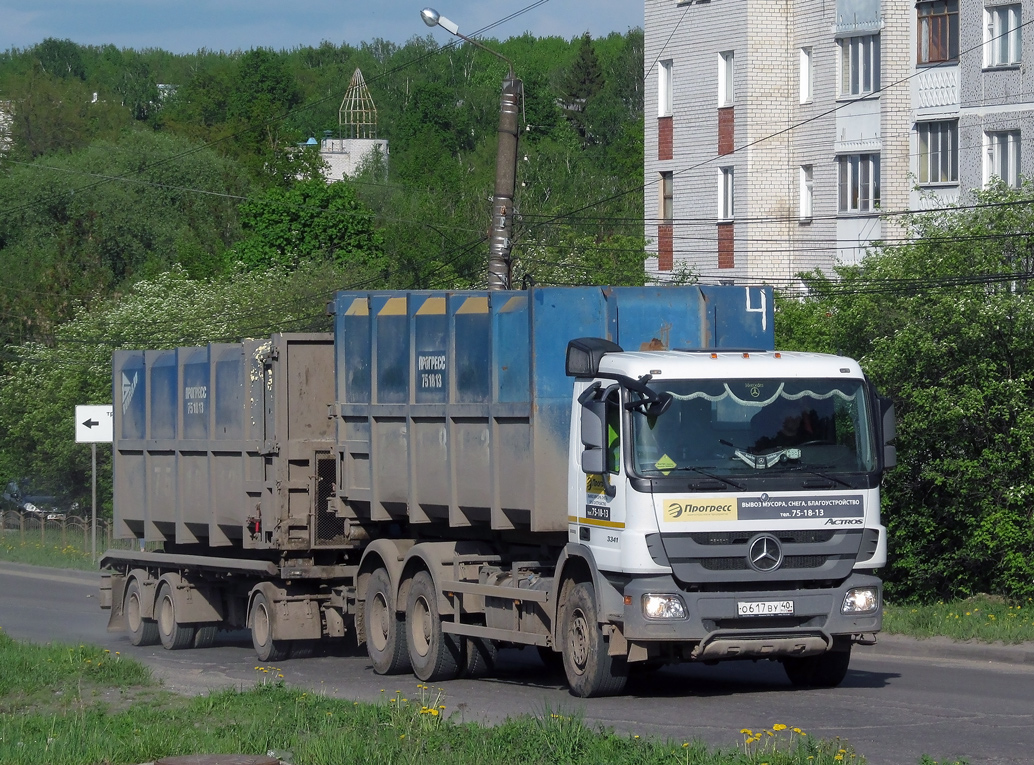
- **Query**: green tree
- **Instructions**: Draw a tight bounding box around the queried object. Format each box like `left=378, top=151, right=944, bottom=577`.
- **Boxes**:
left=234, top=177, right=386, bottom=274
left=777, top=181, right=1034, bottom=602
left=0, top=130, right=252, bottom=343
left=558, top=33, right=604, bottom=144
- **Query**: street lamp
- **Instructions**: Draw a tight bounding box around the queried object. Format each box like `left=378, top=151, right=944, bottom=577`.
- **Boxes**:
left=421, top=7, right=521, bottom=291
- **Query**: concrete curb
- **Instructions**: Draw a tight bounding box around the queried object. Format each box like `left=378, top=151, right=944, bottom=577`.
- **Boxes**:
left=864, top=632, right=1034, bottom=666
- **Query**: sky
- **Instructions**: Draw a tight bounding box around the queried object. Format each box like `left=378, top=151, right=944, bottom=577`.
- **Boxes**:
left=0, top=1, right=644, bottom=55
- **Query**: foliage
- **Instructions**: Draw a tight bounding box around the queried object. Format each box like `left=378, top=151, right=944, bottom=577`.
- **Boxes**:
left=234, top=176, right=386, bottom=272
left=0, top=130, right=252, bottom=343
left=776, top=181, right=1034, bottom=602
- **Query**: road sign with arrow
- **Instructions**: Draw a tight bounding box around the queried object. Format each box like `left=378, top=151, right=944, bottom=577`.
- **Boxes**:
left=75, top=404, right=114, bottom=443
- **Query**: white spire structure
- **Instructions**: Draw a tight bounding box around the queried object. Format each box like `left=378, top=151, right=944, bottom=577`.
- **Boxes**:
left=339, top=68, right=378, bottom=139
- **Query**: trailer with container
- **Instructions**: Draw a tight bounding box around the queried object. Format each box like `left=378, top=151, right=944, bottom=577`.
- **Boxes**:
left=100, top=285, right=893, bottom=697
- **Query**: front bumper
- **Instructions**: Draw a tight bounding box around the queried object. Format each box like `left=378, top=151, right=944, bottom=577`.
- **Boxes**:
left=618, top=572, right=881, bottom=660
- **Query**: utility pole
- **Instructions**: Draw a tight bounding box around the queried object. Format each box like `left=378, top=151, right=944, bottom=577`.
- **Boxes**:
left=421, top=8, right=522, bottom=290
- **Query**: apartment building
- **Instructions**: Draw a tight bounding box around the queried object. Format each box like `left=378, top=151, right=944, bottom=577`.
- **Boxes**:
left=644, top=0, right=1033, bottom=286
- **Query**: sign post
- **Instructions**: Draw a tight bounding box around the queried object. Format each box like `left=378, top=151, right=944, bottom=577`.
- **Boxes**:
left=75, top=405, right=113, bottom=562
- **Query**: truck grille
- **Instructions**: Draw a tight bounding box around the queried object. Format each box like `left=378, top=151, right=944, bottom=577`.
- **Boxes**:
left=646, top=529, right=863, bottom=585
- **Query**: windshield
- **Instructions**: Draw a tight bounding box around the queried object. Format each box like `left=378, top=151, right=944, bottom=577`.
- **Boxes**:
left=630, top=378, right=876, bottom=477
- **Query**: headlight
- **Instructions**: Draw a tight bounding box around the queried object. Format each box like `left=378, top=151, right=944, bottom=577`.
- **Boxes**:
left=642, top=594, right=687, bottom=620
left=842, top=587, right=880, bottom=614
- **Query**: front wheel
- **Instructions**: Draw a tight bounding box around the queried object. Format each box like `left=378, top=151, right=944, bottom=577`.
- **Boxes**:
left=782, top=647, right=852, bottom=688
left=561, top=581, right=627, bottom=697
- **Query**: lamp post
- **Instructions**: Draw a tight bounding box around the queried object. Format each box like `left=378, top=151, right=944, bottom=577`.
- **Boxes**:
left=422, top=8, right=521, bottom=291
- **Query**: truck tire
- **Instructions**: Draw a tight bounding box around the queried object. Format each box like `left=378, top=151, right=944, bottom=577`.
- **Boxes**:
left=782, top=647, right=852, bottom=688
left=125, top=579, right=159, bottom=647
left=405, top=570, right=461, bottom=682
left=193, top=623, right=218, bottom=649
left=461, top=635, right=498, bottom=679
left=156, top=584, right=196, bottom=650
left=365, top=568, right=411, bottom=675
left=561, top=581, right=628, bottom=697
left=251, top=591, right=290, bottom=662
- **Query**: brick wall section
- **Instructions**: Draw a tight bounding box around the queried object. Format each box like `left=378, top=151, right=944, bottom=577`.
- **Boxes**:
left=718, top=108, right=734, bottom=155
left=658, top=116, right=673, bottom=160
left=880, top=0, right=912, bottom=247
left=657, top=224, right=674, bottom=271
left=718, top=222, right=735, bottom=268
left=744, top=0, right=794, bottom=285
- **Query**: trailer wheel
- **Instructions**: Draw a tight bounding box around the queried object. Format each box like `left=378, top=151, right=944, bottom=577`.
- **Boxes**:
left=193, top=623, right=218, bottom=650
left=125, top=579, right=159, bottom=647
left=156, top=584, right=196, bottom=650
left=405, top=570, right=461, bottom=682
left=365, top=568, right=411, bottom=675
left=251, top=591, right=290, bottom=662
left=782, top=647, right=852, bottom=688
left=561, top=581, right=628, bottom=697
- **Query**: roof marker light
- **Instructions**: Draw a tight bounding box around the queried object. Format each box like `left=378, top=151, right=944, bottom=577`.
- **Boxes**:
left=742, top=352, right=749, bottom=358
left=775, top=352, right=781, bottom=358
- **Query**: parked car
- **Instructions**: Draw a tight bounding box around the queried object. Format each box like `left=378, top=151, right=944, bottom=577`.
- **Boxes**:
left=3, top=480, right=63, bottom=517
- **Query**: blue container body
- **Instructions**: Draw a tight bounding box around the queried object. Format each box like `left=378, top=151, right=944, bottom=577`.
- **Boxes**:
left=330, top=286, right=773, bottom=534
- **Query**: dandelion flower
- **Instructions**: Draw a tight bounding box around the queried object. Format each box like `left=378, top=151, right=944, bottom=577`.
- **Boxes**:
left=772, top=723, right=787, bottom=731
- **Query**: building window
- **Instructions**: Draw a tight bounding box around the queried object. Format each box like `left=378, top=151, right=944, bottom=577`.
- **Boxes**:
left=799, top=165, right=814, bottom=219
left=720, top=167, right=735, bottom=220
left=718, top=51, right=734, bottom=107
left=985, top=130, right=1021, bottom=187
left=660, top=171, right=674, bottom=221
left=918, top=0, right=960, bottom=64
left=799, top=47, right=813, bottom=103
left=838, top=154, right=880, bottom=212
left=839, top=34, right=880, bottom=96
left=917, top=121, right=958, bottom=185
left=985, top=5, right=1022, bottom=67
left=658, top=59, right=673, bottom=117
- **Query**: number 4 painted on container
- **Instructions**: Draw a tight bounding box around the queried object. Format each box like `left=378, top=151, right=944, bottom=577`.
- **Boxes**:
left=745, top=288, right=767, bottom=331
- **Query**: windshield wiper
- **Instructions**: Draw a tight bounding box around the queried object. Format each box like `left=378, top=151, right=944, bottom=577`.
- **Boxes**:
left=789, top=468, right=853, bottom=488
left=681, top=466, right=744, bottom=491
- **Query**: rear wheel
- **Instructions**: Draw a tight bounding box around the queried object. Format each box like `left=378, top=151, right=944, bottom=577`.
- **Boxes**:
left=782, top=647, right=852, bottom=688
left=251, top=591, right=290, bottom=662
left=562, top=581, right=627, bottom=697
left=289, top=640, right=316, bottom=660
left=461, top=634, right=498, bottom=679
left=125, top=579, right=158, bottom=647
left=156, top=585, right=195, bottom=650
left=365, top=568, right=410, bottom=674
left=405, top=571, right=461, bottom=682
left=193, top=623, right=218, bottom=649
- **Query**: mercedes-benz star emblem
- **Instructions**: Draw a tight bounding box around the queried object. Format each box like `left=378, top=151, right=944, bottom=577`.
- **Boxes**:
left=747, top=534, right=783, bottom=572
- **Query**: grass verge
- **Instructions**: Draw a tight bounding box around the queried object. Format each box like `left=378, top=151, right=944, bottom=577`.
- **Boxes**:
left=882, top=595, right=1034, bottom=644
left=0, top=534, right=96, bottom=570
left=0, top=629, right=968, bottom=765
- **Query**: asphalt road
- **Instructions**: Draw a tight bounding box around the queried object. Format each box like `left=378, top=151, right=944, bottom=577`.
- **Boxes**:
left=2, top=561, right=1033, bottom=765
